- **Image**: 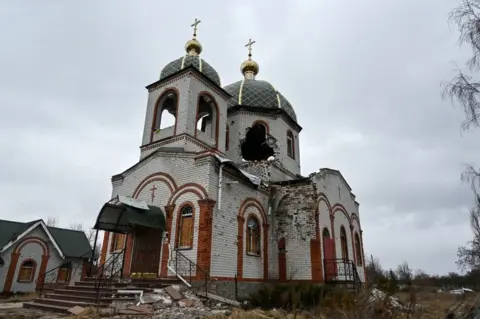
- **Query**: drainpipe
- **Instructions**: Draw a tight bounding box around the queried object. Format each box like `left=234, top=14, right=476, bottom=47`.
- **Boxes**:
left=217, top=163, right=224, bottom=210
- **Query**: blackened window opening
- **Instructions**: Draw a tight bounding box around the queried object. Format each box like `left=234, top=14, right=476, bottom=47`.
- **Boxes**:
left=241, top=123, right=274, bottom=161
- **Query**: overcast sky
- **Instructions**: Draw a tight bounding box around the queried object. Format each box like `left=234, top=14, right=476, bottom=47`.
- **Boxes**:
left=0, top=1, right=478, bottom=275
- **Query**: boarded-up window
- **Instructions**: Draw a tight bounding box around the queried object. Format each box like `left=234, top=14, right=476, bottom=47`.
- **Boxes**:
left=18, top=260, right=36, bottom=282
left=111, top=233, right=125, bottom=252
left=287, top=131, right=295, bottom=159
left=56, top=263, right=71, bottom=283
left=246, top=217, right=261, bottom=255
left=354, top=232, right=363, bottom=266
left=177, top=205, right=194, bottom=248
left=340, top=226, right=349, bottom=260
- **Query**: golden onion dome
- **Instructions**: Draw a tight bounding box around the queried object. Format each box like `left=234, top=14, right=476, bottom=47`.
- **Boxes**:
left=185, top=38, right=202, bottom=56
left=241, top=59, right=259, bottom=78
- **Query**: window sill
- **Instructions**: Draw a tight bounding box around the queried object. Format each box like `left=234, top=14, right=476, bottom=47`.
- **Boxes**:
left=17, top=279, right=33, bottom=283
left=111, top=250, right=124, bottom=254
left=175, top=247, right=193, bottom=251
left=246, top=252, right=261, bottom=257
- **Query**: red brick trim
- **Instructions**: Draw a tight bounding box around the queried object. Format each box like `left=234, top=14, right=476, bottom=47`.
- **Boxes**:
left=196, top=199, right=216, bottom=278
left=237, top=198, right=269, bottom=280
left=131, top=172, right=177, bottom=199
left=4, top=237, right=50, bottom=293
left=100, top=231, right=109, bottom=266
left=174, top=201, right=196, bottom=249
left=350, top=213, right=362, bottom=231
left=150, top=88, right=180, bottom=143
left=349, top=225, right=356, bottom=265
left=238, top=198, right=268, bottom=225
left=195, top=92, right=220, bottom=149
left=122, top=234, right=134, bottom=277
left=168, top=182, right=207, bottom=205
left=314, top=194, right=332, bottom=240
left=329, top=215, right=336, bottom=259
left=330, top=204, right=351, bottom=225
left=236, top=216, right=245, bottom=280
left=252, top=120, right=270, bottom=134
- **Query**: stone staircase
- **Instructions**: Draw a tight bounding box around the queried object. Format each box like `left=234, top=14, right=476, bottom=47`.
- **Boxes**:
left=23, top=277, right=182, bottom=314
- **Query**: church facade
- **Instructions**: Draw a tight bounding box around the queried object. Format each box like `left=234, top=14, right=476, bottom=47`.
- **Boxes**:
left=97, top=20, right=366, bottom=298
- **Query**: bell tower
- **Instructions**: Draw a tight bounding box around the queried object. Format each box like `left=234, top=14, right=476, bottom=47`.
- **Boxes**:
left=139, top=19, right=231, bottom=158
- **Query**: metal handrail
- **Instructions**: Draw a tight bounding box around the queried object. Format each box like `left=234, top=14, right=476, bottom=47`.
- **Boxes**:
left=94, top=247, right=126, bottom=304
left=324, top=258, right=363, bottom=293
left=37, top=250, right=92, bottom=296
left=173, top=249, right=212, bottom=296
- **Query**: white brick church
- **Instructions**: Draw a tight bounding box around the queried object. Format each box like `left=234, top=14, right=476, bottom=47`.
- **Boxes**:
left=95, top=20, right=366, bottom=299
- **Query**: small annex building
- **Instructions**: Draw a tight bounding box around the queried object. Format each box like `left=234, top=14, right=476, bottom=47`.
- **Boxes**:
left=0, top=219, right=92, bottom=294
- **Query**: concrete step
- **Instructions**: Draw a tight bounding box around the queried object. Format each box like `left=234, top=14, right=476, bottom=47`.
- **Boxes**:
left=64, top=285, right=114, bottom=292
left=34, top=297, right=107, bottom=308
left=23, top=301, right=70, bottom=314
left=53, top=289, right=112, bottom=297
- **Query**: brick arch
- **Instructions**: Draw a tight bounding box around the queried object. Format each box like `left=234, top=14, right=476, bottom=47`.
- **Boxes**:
left=150, top=87, right=181, bottom=142
left=237, top=198, right=269, bottom=281
left=350, top=213, right=361, bottom=230
left=239, top=198, right=267, bottom=225
left=132, top=172, right=177, bottom=199
left=330, top=204, right=352, bottom=225
left=14, top=237, right=49, bottom=256
left=195, top=91, right=220, bottom=148
left=252, top=120, right=270, bottom=134
left=168, top=183, right=208, bottom=205
left=314, top=193, right=332, bottom=239
left=4, top=236, right=51, bottom=293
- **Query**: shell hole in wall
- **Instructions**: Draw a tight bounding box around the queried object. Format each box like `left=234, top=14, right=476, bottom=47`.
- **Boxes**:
left=241, top=123, right=275, bottom=161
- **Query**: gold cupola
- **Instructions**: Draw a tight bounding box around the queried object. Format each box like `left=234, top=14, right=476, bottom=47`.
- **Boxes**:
left=240, top=38, right=259, bottom=79
left=185, top=18, right=202, bottom=56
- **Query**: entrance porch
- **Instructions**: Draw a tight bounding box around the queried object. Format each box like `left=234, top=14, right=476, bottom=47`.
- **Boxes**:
left=92, top=196, right=166, bottom=279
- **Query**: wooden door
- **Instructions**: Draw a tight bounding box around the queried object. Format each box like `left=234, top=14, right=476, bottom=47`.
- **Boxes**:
left=323, top=237, right=337, bottom=281
left=131, top=227, right=162, bottom=276
left=278, top=237, right=287, bottom=281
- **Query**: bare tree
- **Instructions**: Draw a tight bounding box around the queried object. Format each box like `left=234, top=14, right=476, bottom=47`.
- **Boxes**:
left=365, top=254, right=384, bottom=284
left=396, top=261, right=413, bottom=284
left=443, top=0, right=480, bottom=130
left=46, top=216, right=59, bottom=227
left=68, top=222, right=100, bottom=259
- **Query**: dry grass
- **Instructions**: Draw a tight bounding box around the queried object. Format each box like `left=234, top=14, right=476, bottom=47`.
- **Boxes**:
left=0, top=292, right=38, bottom=303
left=206, top=289, right=480, bottom=319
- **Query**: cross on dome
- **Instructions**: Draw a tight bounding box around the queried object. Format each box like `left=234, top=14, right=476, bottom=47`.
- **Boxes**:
left=185, top=18, right=202, bottom=56
left=241, top=38, right=259, bottom=79
left=191, top=18, right=201, bottom=39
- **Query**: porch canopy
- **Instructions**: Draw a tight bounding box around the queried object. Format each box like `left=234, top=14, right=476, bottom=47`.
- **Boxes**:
left=93, top=196, right=165, bottom=234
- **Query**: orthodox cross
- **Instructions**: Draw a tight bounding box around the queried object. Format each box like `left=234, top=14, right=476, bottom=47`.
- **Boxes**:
left=150, top=184, right=158, bottom=203
left=245, top=38, right=256, bottom=59
left=337, top=186, right=342, bottom=199
left=191, top=18, right=201, bottom=38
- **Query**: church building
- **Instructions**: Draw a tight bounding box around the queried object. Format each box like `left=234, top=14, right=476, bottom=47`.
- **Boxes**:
left=95, top=20, right=366, bottom=299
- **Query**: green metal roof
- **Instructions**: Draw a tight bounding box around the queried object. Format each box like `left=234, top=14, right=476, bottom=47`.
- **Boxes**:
left=160, top=55, right=221, bottom=86
left=0, top=219, right=92, bottom=259
left=94, top=203, right=165, bottom=233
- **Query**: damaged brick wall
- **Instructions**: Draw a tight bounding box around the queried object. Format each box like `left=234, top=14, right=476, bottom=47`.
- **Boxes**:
left=270, top=180, right=319, bottom=280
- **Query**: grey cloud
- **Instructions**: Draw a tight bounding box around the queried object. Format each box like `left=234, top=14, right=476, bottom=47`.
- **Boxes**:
left=1, top=0, right=478, bottom=274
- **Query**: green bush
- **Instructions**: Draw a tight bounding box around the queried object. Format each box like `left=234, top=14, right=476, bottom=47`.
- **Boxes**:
left=247, top=282, right=353, bottom=311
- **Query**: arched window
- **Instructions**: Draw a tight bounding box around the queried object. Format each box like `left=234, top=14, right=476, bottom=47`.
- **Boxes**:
left=225, top=125, right=230, bottom=150
left=287, top=131, right=295, bottom=159
left=17, top=259, right=36, bottom=282
left=56, top=262, right=71, bottom=283
left=340, top=226, right=349, bottom=260
left=176, top=204, right=194, bottom=249
left=152, top=90, right=178, bottom=132
left=196, top=94, right=218, bottom=146
left=246, top=216, right=261, bottom=256
left=322, top=228, right=330, bottom=238
left=110, top=233, right=125, bottom=253
left=354, top=232, right=363, bottom=266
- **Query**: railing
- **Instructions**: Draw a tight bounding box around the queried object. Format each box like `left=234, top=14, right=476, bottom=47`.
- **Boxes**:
left=93, top=247, right=126, bottom=304
left=324, top=258, right=363, bottom=293
left=38, top=250, right=92, bottom=296
left=170, top=249, right=213, bottom=296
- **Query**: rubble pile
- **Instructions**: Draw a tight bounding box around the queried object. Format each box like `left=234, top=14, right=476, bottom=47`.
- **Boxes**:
left=105, top=284, right=234, bottom=318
